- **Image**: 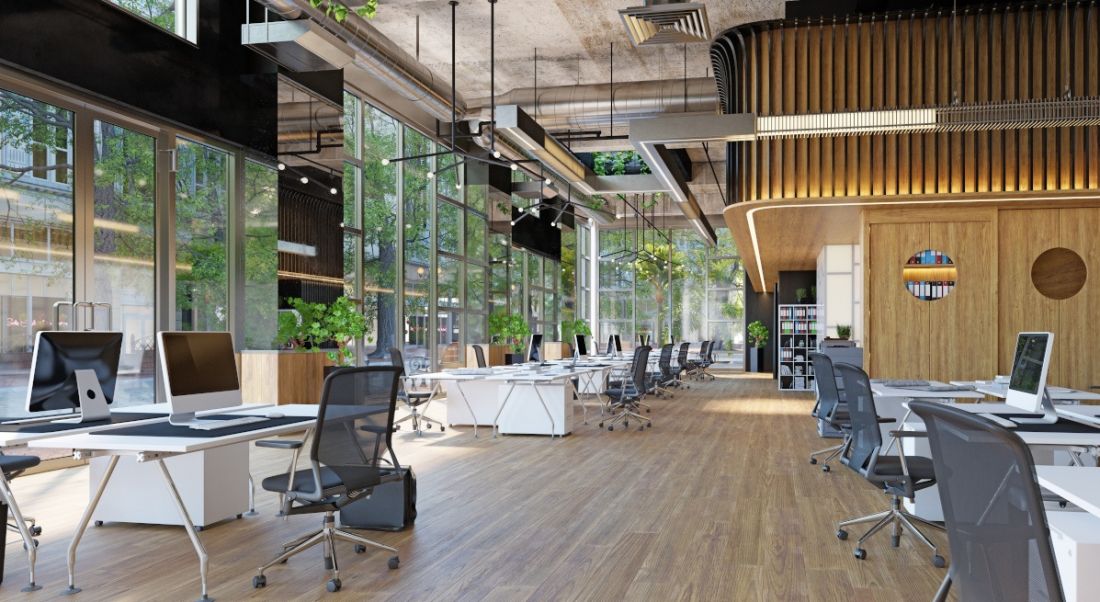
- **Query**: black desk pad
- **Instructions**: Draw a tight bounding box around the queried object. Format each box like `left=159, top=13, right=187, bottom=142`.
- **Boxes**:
left=0, top=412, right=164, bottom=434
left=999, top=413, right=1100, bottom=434
left=91, top=414, right=314, bottom=438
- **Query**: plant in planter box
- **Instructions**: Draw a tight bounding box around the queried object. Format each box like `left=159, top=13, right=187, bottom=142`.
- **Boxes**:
left=489, top=310, right=531, bottom=361
left=324, top=296, right=368, bottom=366
left=795, top=288, right=808, bottom=304
left=561, top=318, right=591, bottom=346
left=836, top=324, right=852, bottom=340
left=277, top=298, right=330, bottom=350
left=747, top=320, right=770, bottom=373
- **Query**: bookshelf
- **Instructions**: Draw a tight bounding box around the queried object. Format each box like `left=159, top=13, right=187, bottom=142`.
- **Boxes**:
left=903, top=249, right=956, bottom=301
left=778, top=304, right=822, bottom=391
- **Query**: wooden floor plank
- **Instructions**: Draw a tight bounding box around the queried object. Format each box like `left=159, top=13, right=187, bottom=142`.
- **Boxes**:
left=0, top=372, right=952, bottom=601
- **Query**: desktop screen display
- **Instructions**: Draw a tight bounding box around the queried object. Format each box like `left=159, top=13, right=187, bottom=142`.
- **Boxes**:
left=27, top=331, right=123, bottom=413
left=575, top=334, right=588, bottom=357
left=613, top=334, right=622, bottom=353
left=159, top=332, right=240, bottom=397
left=527, top=333, right=544, bottom=363
left=1006, top=332, right=1054, bottom=412
left=606, top=335, right=615, bottom=355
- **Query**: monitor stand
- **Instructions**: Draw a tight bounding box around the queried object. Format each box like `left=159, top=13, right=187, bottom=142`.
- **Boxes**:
left=168, top=411, right=196, bottom=426
left=1011, top=388, right=1059, bottom=425
left=54, top=369, right=111, bottom=423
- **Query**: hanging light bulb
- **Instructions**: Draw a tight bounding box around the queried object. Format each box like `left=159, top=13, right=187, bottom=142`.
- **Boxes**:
left=330, top=187, right=338, bottom=195
left=544, top=178, right=551, bottom=185
left=277, top=162, right=286, bottom=171
left=381, top=158, right=390, bottom=166
left=509, top=163, right=518, bottom=171
left=299, top=176, right=309, bottom=184
left=492, top=150, right=502, bottom=159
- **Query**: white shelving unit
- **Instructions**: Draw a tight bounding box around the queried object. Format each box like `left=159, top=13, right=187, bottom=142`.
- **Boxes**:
left=778, top=304, right=822, bottom=391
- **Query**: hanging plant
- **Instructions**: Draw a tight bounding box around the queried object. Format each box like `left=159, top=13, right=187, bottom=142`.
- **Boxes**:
left=309, top=0, right=378, bottom=22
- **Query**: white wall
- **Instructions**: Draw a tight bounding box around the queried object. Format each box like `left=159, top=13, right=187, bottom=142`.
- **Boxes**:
left=816, top=244, right=862, bottom=342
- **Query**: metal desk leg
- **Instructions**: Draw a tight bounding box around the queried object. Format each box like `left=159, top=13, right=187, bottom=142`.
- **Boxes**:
left=245, top=473, right=257, bottom=516
left=155, top=459, right=212, bottom=602
left=65, top=454, right=119, bottom=595
left=492, top=383, right=518, bottom=438
left=453, top=381, right=479, bottom=438
left=0, top=472, right=39, bottom=591
left=529, top=382, right=558, bottom=437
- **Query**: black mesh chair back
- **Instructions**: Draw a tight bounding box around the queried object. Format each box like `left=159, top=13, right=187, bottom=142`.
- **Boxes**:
left=311, top=366, right=401, bottom=495
left=472, top=344, right=487, bottom=368
left=809, top=352, right=843, bottom=418
left=834, top=362, right=883, bottom=473
left=910, top=401, right=1065, bottom=602
left=388, top=347, right=407, bottom=377
left=630, top=345, right=651, bottom=393
left=658, top=343, right=674, bottom=378
left=676, top=342, right=690, bottom=372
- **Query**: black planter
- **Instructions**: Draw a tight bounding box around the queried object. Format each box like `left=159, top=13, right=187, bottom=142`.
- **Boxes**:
left=504, top=353, right=525, bottom=365
left=749, top=347, right=765, bottom=373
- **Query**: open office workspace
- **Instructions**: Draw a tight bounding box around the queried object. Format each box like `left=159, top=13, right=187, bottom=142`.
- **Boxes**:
left=2, top=0, right=1100, bottom=601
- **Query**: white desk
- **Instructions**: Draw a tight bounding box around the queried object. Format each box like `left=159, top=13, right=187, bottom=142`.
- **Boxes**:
left=34, top=404, right=321, bottom=601
left=949, top=381, right=1100, bottom=402
left=1034, top=466, right=1100, bottom=602
left=1037, top=466, right=1100, bottom=515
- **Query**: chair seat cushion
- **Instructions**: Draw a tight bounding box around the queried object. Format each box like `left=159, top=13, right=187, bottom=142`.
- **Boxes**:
left=868, top=456, right=936, bottom=482
left=0, top=455, right=39, bottom=475
left=262, top=466, right=345, bottom=495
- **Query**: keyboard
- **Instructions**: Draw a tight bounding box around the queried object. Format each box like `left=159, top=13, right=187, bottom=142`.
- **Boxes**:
left=188, top=416, right=267, bottom=431
left=882, top=379, right=930, bottom=387
left=978, top=413, right=1018, bottom=429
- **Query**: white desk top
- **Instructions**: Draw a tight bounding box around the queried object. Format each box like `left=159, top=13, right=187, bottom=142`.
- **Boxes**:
left=949, top=381, right=1100, bottom=401
left=1036, top=466, right=1100, bottom=517
left=32, top=404, right=321, bottom=455
left=900, top=401, right=1100, bottom=446
left=871, top=380, right=985, bottom=399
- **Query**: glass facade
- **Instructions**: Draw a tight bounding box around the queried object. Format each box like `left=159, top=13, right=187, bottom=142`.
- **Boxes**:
left=107, top=0, right=197, bottom=42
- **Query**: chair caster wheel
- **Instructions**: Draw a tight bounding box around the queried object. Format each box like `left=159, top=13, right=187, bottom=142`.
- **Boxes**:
left=932, top=554, right=946, bottom=568
left=440, top=426, right=445, bottom=432
left=94, top=521, right=103, bottom=527
left=388, top=555, right=400, bottom=569
left=809, top=458, right=818, bottom=465
left=646, top=409, right=650, bottom=413
left=426, top=424, right=432, bottom=430
left=355, top=544, right=367, bottom=554
left=608, top=426, right=613, bottom=431
left=395, top=425, right=401, bottom=431
left=854, top=548, right=867, bottom=560
left=1060, top=501, right=1068, bottom=508
left=253, top=575, right=267, bottom=589
left=836, top=529, right=848, bottom=541
left=638, top=426, right=644, bottom=432
left=22, top=539, right=38, bottom=550
left=598, top=422, right=604, bottom=428
left=822, top=465, right=831, bottom=473
left=327, top=578, right=342, bottom=592
left=30, top=526, right=41, bottom=536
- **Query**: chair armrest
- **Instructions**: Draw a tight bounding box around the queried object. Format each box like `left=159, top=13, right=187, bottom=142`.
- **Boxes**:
left=889, top=430, right=928, bottom=438
left=256, top=439, right=303, bottom=450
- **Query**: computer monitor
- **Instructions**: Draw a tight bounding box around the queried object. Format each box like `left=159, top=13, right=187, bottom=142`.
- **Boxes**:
left=26, top=331, right=122, bottom=421
left=613, top=334, right=622, bottom=353
left=606, top=335, right=615, bottom=355
left=526, top=333, right=544, bottom=363
left=1005, top=332, right=1057, bottom=423
left=574, top=334, right=588, bottom=358
left=158, top=331, right=242, bottom=425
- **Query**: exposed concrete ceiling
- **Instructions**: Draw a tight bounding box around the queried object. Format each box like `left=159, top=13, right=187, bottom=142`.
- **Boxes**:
left=368, top=1, right=784, bottom=101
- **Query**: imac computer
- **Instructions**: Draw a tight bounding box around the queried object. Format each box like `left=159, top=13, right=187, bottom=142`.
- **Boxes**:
left=574, top=334, right=588, bottom=358
left=1005, top=332, right=1057, bottom=424
left=613, top=334, right=623, bottom=357
left=605, top=335, right=615, bottom=356
left=26, top=331, right=122, bottom=423
left=526, top=333, right=544, bottom=363
left=158, top=331, right=244, bottom=426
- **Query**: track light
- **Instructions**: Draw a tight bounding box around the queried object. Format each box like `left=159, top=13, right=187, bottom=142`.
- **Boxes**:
left=493, top=150, right=501, bottom=159
left=544, top=178, right=551, bottom=185
left=300, top=176, right=309, bottom=184
left=330, top=187, right=338, bottom=195
left=510, top=220, right=516, bottom=226
left=277, top=162, right=286, bottom=171
left=509, top=163, right=518, bottom=171
left=381, top=158, right=390, bottom=166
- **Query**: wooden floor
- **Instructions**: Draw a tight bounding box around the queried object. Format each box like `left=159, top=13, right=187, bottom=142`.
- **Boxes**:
left=3, top=373, right=952, bottom=601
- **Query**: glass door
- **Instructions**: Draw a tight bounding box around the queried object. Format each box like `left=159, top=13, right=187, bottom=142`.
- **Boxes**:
left=0, top=87, right=76, bottom=416
left=91, top=119, right=157, bottom=406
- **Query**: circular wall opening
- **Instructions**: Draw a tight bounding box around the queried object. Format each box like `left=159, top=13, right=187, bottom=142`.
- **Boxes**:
left=1031, top=247, right=1086, bottom=300
left=903, top=250, right=956, bottom=301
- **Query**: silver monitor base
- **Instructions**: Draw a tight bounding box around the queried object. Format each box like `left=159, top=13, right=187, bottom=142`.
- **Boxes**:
left=53, top=369, right=111, bottom=424
left=1012, top=389, right=1059, bottom=425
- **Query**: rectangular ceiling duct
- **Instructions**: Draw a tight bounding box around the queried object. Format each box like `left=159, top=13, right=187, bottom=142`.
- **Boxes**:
left=619, top=1, right=711, bottom=46
left=241, top=19, right=353, bottom=72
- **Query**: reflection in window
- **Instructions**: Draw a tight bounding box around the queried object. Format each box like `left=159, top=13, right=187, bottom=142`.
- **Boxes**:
left=107, top=0, right=197, bottom=42
left=175, top=138, right=229, bottom=331
left=361, top=103, right=399, bottom=361
left=402, top=127, right=432, bottom=365
left=243, top=161, right=278, bottom=349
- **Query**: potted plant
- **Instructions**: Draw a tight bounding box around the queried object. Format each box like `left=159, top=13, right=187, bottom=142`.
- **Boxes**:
left=836, top=324, right=852, bottom=341
left=489, top=311, right=531, bottom=364
left=323, top=296, right=368, bottom=368
left=560, top=318, right=591, bottom=354
left=279, top=296, right=368, bottom=374
left=277, top=298, right=330, bottom=350
left=795, top=288, right=808, bottom=304
left=747, top=320, right=770, bottom=373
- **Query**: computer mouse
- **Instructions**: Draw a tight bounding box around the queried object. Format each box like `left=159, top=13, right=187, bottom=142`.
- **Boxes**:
left=266, top=412, right=285, bottom=419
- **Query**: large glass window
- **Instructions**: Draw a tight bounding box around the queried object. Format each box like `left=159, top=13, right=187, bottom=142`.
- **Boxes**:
left=93, top=120, right=156, bottom=404
left=0, top=88, right=75, bottom=415
left=174, top=138, right=229, bottom=331
left=598, top=228, right=635, bottom=344
left=107, top=0, right=197, bottom=42
left=360, top=104, right=399, bottom=362
left=402, top=128, right=432, bottom=369
left=243, top=160, right=278, bottom=349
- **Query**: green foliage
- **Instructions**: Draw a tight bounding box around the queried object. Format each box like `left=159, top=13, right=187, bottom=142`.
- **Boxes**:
left=278, top=297, right=367, bottom=366
left=721, top=299, right=744, bottom=321
left=747, top=320, right=770, bottom=348
left=560, top=318, right=591, bottom=346
left=489, top=310, right=532, bottom=353
left=309, top=0, right=377, bottom=22
left=591, top=151, right=651, bottom=176
left=325, top=296, right=368, bottom=366
left=836, top=324, right=852, bottom=340
left=795, top=288, right=808, bottom=303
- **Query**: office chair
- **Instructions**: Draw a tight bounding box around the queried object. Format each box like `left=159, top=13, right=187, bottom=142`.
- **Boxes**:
left=910, top=401, right=1065, bottom=602
left=389, top=347, right=445, bottom=434
left=472, top=344, right=488, bottom=368
left=254, top=366, right=402, bottom=593
left=674, top=342, right=691, bottom=389
left=0, top=453, right=42, bottom=591
left=684, top=341, right=709, bottom=380
left=654, top=343, right=677, bottom=398
left=599, top=345, right=652, bottom=432
left=807, top=352, right=849, bottom=472
left=833, top=362, right=945, bottom=566
left=698, top=340, right=717, bottom=380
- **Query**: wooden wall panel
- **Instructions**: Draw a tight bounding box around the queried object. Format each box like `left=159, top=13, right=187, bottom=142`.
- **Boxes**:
left=1057, top=208, right=1100, bottom=390
left=927, top=219, right=996, bottom=380
left=713, top=3, right=1100, bottom=205
left=865, top=221, right=930, bottom=379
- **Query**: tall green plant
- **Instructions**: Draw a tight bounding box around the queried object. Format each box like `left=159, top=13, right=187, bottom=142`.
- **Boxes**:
left=324, top=296, right=368, bottom=366
left=277, top=297, right=367, bottom=366
left=747, top=320, right=770, bottom=348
